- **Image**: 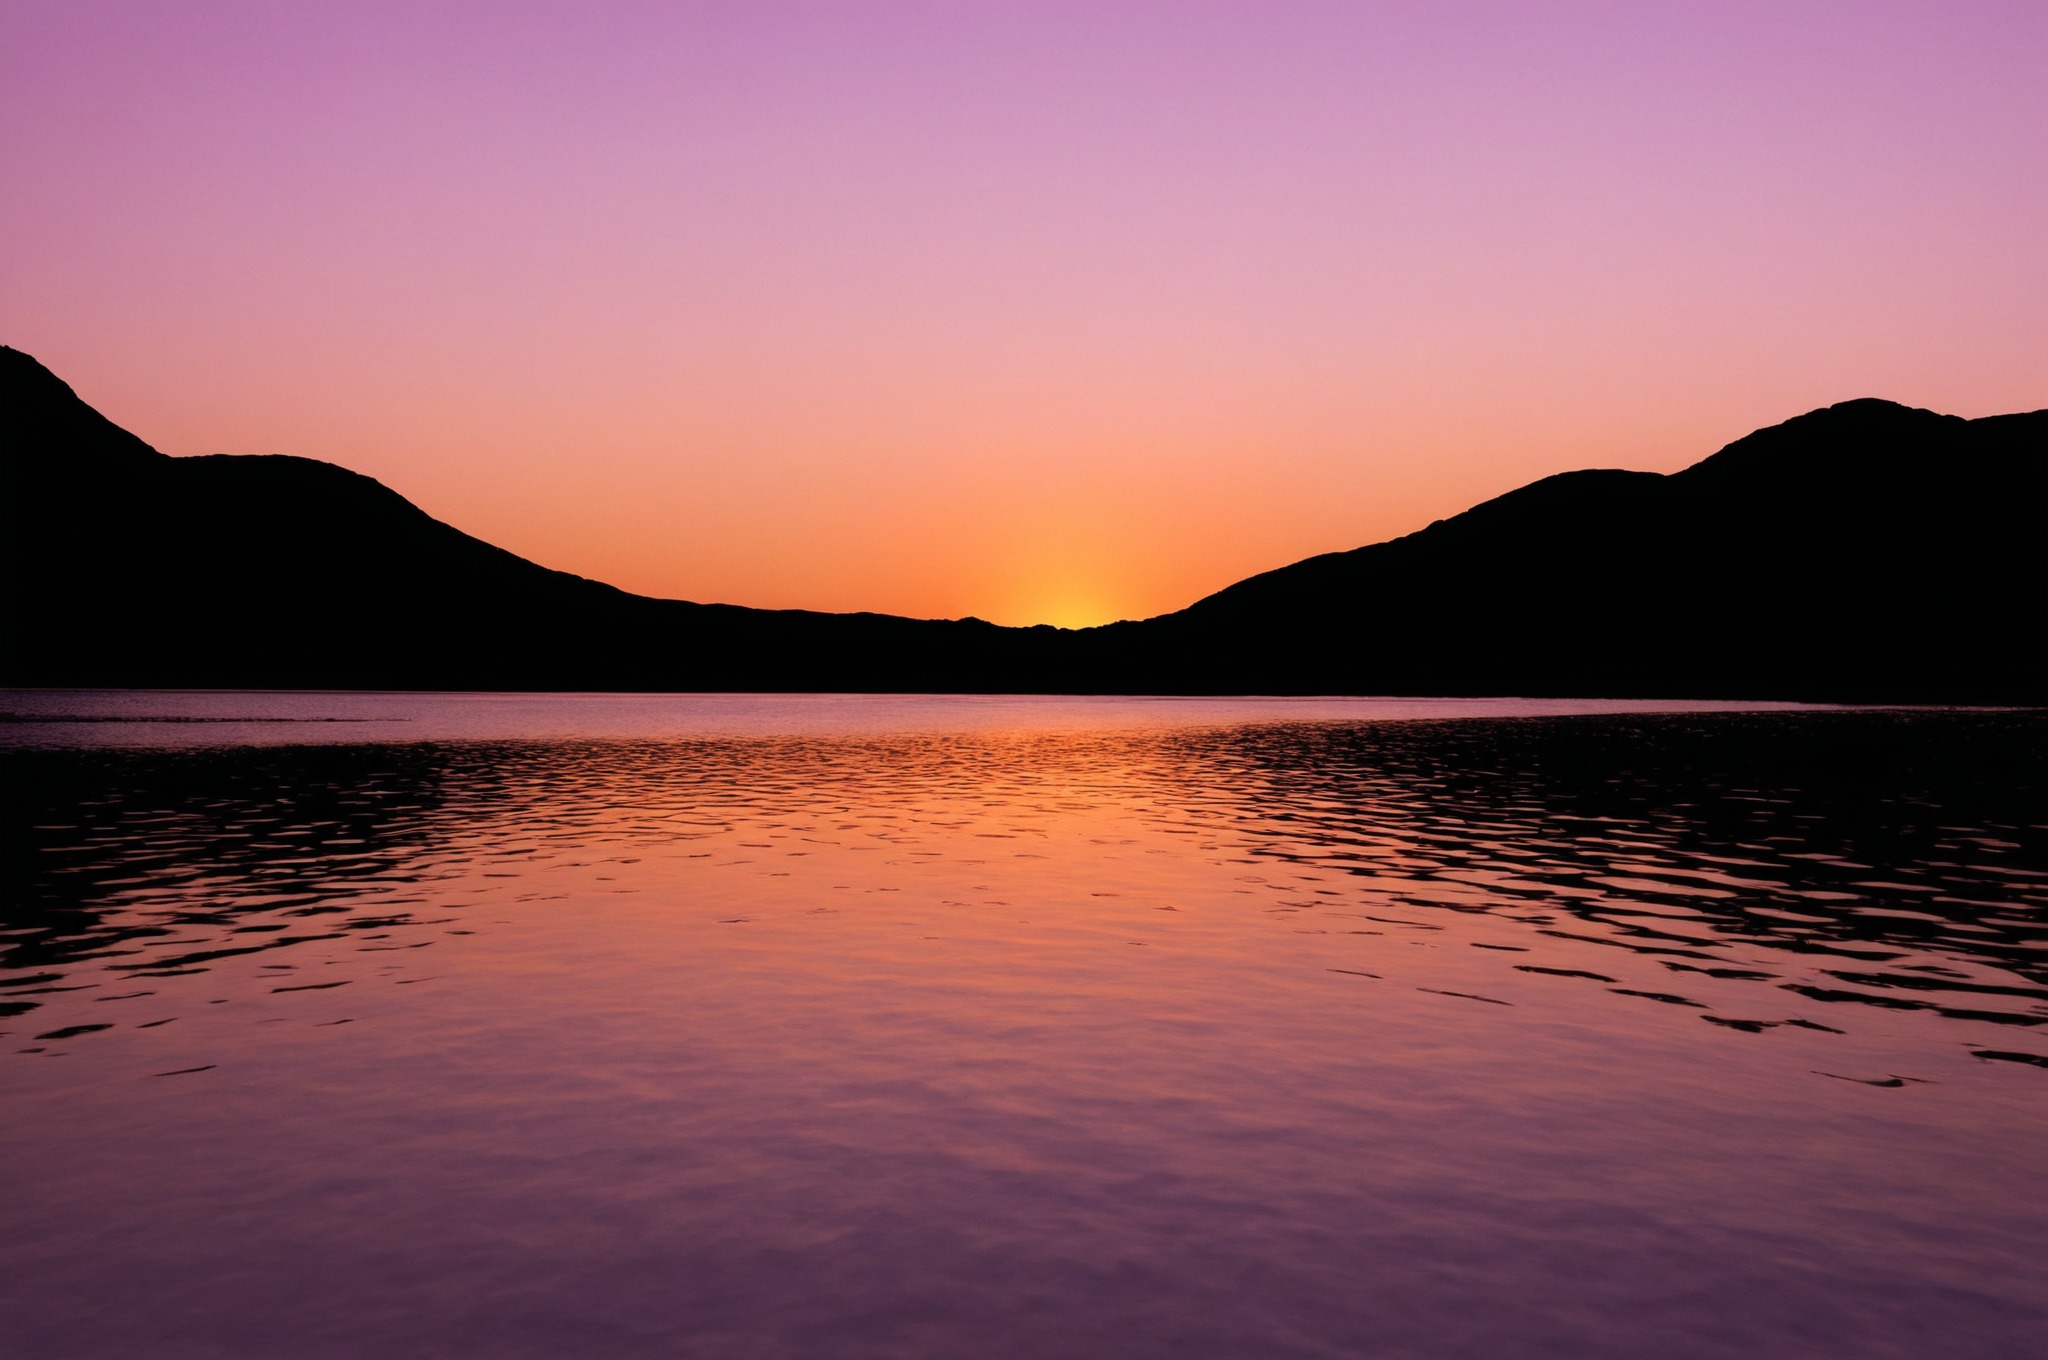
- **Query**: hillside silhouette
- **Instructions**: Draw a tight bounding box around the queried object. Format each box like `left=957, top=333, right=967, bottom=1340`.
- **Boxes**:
left=0, top=347, right=1045, bottom=691
left=1081, top=398, right=2045, bottom=701
left=2, top=345, right=2040, bottom=700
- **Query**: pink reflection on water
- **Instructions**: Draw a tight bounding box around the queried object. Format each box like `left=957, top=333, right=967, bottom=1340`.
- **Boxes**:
left=2, top=699, right=2044, bottom=1358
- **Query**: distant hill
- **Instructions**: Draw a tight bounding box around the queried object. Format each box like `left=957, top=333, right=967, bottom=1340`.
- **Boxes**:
left=0, top=346, right=1051, bottom=691
left=2, top=345, right=2040, bottom=700
left=1075, top=397, right=2046, bottom=702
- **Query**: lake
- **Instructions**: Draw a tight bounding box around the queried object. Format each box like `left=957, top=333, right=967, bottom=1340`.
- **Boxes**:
left=3, top=692, right=2044, bottom=1359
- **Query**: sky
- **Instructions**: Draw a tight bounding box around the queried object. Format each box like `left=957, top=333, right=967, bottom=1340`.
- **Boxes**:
left=3, top=1, right=2043, bottom=628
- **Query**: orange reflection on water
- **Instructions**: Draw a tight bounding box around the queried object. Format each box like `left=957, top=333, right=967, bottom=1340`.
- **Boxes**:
left=3, top=702, right=2046, bottom=1357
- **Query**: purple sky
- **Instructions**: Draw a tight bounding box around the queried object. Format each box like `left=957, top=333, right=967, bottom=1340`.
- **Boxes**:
left=4, top=1, right=2043, bottom=624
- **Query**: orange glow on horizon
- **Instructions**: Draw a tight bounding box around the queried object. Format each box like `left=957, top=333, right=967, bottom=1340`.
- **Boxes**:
left=3, top=3, right=2042, bottom=626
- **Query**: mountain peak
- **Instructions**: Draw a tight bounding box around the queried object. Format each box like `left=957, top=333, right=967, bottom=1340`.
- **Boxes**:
left=2, top=344, right=83, bottom=405
left=3, top=344, right=166, bottom=472
left=1676, top=395, right=1971, bottom=486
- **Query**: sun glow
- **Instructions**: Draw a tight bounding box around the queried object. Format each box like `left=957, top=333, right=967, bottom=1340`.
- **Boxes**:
left=3, top=3, right=2041, bottom=628
left=1031, top=597, right=1122, bottom=632
left=990, top=553, right=1134, bottom=630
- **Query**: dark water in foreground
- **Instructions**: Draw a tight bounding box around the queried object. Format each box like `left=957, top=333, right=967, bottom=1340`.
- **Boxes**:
left=3, top=693, right=2045, bottom=1359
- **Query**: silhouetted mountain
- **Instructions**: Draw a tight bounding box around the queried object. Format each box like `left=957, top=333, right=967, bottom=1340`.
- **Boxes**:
left=2, top=345, right=2040, bottom=700
left=0, top=347, right=1049, bottom=691
left=1074, top=398, right=2046, bottom=701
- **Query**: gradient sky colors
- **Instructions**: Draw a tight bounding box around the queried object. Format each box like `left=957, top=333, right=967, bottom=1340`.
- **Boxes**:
left=4, top=2, right=2043, bottom=627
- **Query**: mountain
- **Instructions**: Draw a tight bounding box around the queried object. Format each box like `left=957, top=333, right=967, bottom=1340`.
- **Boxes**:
left=2, top=345, right=2040, bottom=700
left=1073, top=398, right=2046, bottom=702
left=0, top=346, right=1054, bottom=691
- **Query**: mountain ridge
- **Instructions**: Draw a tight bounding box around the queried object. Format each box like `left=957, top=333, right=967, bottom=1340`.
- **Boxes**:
left=3, top=346, right=2040, bottom=700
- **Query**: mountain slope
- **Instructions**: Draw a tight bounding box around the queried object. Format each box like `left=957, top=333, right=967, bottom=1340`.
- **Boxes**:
left=2, top=345, right=2040, bottom=700
left=0, top=346, right=1050, bottom=691
left=1089, top=398, right=2045, bottom=700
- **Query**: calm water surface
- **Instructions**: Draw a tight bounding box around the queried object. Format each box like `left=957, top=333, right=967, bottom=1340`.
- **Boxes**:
left=3, top=692, right=2044, bottom=1359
